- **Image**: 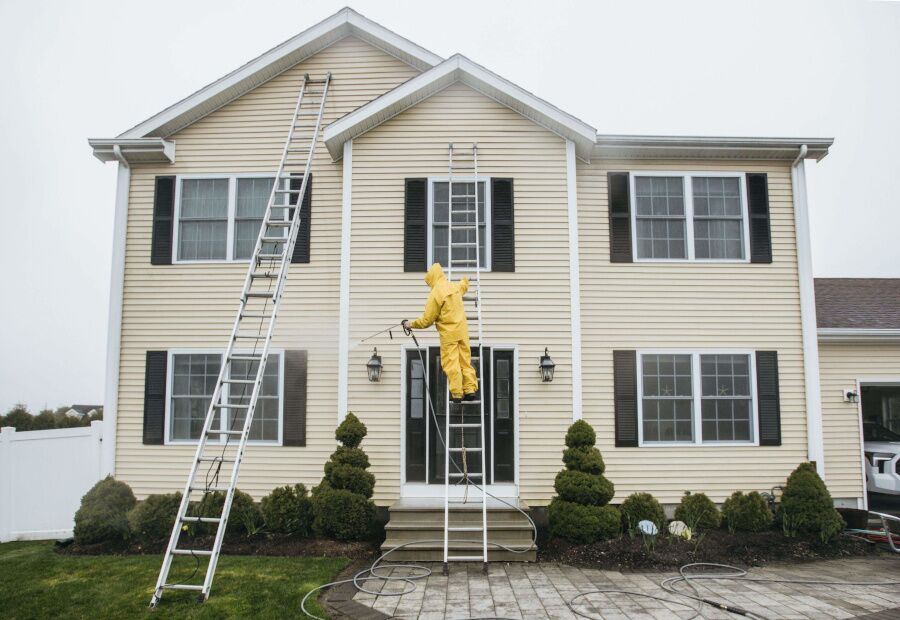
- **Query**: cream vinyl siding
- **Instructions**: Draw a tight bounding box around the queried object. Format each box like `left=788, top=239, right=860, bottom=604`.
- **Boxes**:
left=349, top=82, right=572, bottom=504
left=115, top=37, right=418, bottom=498
left=577, top=160, right=808, bottom=504
left=818, top=342, right=900, bottom=502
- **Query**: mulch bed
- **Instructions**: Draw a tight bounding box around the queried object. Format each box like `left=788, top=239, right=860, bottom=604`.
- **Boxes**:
left=57, top=535, right=375, bottom=560
left=539, top=529, right=883, bottom=570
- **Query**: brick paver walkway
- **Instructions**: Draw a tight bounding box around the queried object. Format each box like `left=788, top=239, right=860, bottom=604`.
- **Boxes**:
left=345, top=557, right=900, bottom=619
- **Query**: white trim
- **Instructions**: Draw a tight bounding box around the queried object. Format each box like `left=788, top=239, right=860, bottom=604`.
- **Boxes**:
left=337, top=140, right=353, bottom=423
left=102, top=161, right=130, bottom=476
left=791, top=156, right=825, bottom=477
left=593, top=135, right=833, bottom=161
left=818, top=328, right=900, bottom=343
left=114, top=8, right=441, bottom=140
left=565, top=140, right=583, bottom=421
left=88, top=138, right=175, bottom=164
left=635, top=349, right=760, bottom=447
left=426, top=176, right=492, bottom=273
left=856, top=378, right=868, bottom=510
left=629, top=171, right=751, bottom=263
left=323, top=54, right=597, bottom=161
left=163, top=348, right=285, bottom=446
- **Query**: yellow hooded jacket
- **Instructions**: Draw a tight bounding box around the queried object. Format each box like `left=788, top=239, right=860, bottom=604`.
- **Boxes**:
left=409, top=263, right=469, bottom=343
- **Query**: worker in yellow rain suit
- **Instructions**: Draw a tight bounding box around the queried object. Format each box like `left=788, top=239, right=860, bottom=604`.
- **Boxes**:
left=402, top=263, right=478, bottom=403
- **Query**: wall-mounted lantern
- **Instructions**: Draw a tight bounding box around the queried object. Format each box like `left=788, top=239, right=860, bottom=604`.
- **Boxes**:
left=366, top=348, right=383, bottom=383
left=539, top=348, right=556, bottom=383
left=842, top=388, right=859, bottom=404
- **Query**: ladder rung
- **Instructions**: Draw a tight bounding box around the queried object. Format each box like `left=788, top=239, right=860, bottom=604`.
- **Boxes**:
left=287, top=147, right=311, bottom=153
left=260, top=237, right=286, bottom=244
left=171, top=549, right=214, bottom=557
left=245, top=291, right=275, bottom=298
left=162, top=583, right=205, bottom=590
left=241, top=312, right=272, bottom=319
left=448, top=447, right=482, bottom=452
left=249, top=272, right=277, bottom=279
left=205, top=427, right=244, bottom=435
left=446, top=555, right=486, bottom=562
left=198, top=456, right=235, bottom=463
left=449, top=423, right=482, bottom=428
left=274, top=189, right=304, bottom=194
left=212, top=404, right=250, bottom=410
left=447, top=526, right=484, bottom=532
left=463, top=295, right=478, bottom=302
left=190, top=485, right=230, bottom=493
left=449, top=472, right=483, bottom=478
left=229, top=354, right=261, bottom=362
left=256, top=254, right=284, bottom=260
left=222, top=378, right=255, bottom=385
left=265, top=220, right=292, bottom=227
left=180, top=516, right=221, bottom=524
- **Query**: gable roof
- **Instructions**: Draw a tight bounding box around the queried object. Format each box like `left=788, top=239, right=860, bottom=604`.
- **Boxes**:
left=322, top=54, right=598, bottom=161
left=816, top=278, right=900, bottom=340
left=115, top=7, right=441, bottom=141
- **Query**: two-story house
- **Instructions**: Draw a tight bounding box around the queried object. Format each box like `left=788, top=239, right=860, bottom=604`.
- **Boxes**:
left=91, top=9, right=860, bottom=534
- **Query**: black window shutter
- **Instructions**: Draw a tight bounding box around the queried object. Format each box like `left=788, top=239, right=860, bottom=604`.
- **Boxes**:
left=756, top=350, right=782, bottom=446
left=491, top=178, right=515, bottom=272
left=613, top=350, right=639, bottom=447
left=283, top=350, right=308, bottom=446
left=290, top=173, right=312, bottom=264
left=142, top=351, right=167, bottom=445
left=747, top=173, right=772, bottom=264
left=404, top=178, right=428, bottom=272
left=405, top=350, right=427, bottom=482
left=608, top=172, right=633, bottom=263
left=151, top=176, right=175, bottom=265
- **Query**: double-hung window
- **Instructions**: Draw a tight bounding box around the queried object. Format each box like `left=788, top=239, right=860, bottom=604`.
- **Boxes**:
left=638, top=351, right=757, bottom=445
left=175, top=175, right=288, bottom=262
left=168, top=351, right=283, bottom=443
left=429, top=179, right=490, bottom=270
left=632, top=173, right=749, bottom=261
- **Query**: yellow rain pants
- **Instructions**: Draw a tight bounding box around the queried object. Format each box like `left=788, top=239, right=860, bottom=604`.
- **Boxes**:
left=408, top=263, right=478, bottom=398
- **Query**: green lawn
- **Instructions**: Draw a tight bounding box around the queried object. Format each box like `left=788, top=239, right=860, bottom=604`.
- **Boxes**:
left=0, top=541, right=349, bottom=619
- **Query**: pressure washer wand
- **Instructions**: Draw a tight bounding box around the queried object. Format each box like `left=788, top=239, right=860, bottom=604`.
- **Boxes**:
left=359, top=323, right=402, bottom=344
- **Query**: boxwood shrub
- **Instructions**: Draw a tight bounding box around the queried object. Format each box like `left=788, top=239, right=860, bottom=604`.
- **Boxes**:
left=673, top=492, right=721, bottom=530
left=260, top=484, right=313, bottom=537
left=779, top=462, right=845, bottom=541
left=128, top=492, right=182, bottom=543
left=73, top=476, right=137, bottom=545
left=722, top=491, right=773, bottom=532
left=194, top=489, right=262, bottom=537
left=619, top=492, right=666, bottom=533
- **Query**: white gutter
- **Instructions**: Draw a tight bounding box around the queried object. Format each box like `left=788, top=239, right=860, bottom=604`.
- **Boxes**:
left=565, top=140, right=583, bottom=420
left=337, top=140, right=353, bottom=423
left=818, top=328, right=900, bottom=343
left=102, top=156, right=131, bottom=477
left=791, top=144, right=825, bottom=478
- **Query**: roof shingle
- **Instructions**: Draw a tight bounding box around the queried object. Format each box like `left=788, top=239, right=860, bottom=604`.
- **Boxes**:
left=815, top=278, right=900, bottom=329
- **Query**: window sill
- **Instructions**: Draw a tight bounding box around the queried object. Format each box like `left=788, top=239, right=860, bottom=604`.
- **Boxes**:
left=164, top=440, right=283, bottom=447
left=631, top=258, right=751, bottom=264
left=637, top=441, right=759, bottom=448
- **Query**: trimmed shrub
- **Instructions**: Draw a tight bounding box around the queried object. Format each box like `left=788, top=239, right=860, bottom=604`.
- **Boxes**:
left=722, top=491, right=773, bottom=533
left=313, top=488, right=376, bottom=541
left=562, top=446, right=605, bottom=475
left=73, top=476, right=137, bottom=545
left=195, top=489, right=262, bottom=537
left=780, top=463, right=845, bottom=541
left=312, top=412, right=376, bottom=541
left=549, top=501, right=620, bottom=544
left=260, top=484, right=313, bottom=537
left=335, top=412, right=367, bottom=448
left=619, top=492, right=666, bottom=533
left=128, top=493, right=182, bottom=543
left=554, top=470, right=614, bottom=506
left=548, top=420, right=617, bottom=544
left=565, top=419, right=596, bottom=448
left=674, top=492, right=721, bottom=531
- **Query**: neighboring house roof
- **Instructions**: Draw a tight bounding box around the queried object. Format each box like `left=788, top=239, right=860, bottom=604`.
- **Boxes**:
left=88, top=7, right=831, bottom=164
left=322, top=54, right=598, bottom=161
left=816, top=278, right=900, bottom=341
left=69, top=405, right=100, bottom=415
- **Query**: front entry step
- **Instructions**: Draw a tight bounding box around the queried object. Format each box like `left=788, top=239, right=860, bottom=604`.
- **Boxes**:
left=381, top=498, right=536, bottom=562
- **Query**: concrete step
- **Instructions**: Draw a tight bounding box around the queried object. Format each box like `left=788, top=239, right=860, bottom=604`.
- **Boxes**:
left=381, top=541, right=536, bottom=563
left=385, top=510, right=529, bottom=527
left=384, top=529, right=534, bottom=547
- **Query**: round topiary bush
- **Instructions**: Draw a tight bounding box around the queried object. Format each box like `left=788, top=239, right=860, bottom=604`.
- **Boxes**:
left=722, top=491, right=773, bottom=532
left=548, top=420, right=617, bottom=544
left=549, top=500, right=620, bottom=544
left=554, top=470, right=615, bottom=506
left=780, top=462, right=845, bottom=541
left=619, top=492, right=667, bottom=532
left=260, top=484, right=313, bottom=537
left=128, top=492, right=182, bottom=544
left=674, top=492, right=721, bottom=531
left=562, top=446, right=605, bottom=475
left=194, top=489, right=262, bottom=537
left=313, top=488, right=376, bottom=541
left=313, top=412, right=377, bottom=541
left=73, top=477, right=137, bottom=545
left=335, top=412, right=367, bottom=448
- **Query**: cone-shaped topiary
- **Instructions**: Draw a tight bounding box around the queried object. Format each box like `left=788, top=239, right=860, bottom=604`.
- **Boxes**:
left=780, top=462, right=845, bottom=541
left=313, top=412, right=376, bottom=541
left=549, top=420, right=619, bottom=543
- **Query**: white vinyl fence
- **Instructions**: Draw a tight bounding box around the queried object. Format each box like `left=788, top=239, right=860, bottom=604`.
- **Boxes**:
left=0, top=421, right=105, bottom=542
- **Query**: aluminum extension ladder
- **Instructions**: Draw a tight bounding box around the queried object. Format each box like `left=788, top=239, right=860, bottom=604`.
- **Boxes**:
left=149, top=72, right=331, bottom=607
left=443, top=143, right=489, bottom=573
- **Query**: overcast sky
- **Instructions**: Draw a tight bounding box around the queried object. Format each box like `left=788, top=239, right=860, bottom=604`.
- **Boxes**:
left=1, top=0, right=898, bottom=412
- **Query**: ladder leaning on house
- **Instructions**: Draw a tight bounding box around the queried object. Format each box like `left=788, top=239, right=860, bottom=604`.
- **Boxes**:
left=443, top=143, right=490, bottom=573
left=149, top=72, right=331, bottom=608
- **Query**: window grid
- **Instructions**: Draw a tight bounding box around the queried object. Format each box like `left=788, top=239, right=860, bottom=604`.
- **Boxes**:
left=638, top=352, right=757, bottom=446
left=430, top=180, right=489, bottom=271
left=631, top=173, right=748, bottom=262
left=168, top=351, right=282, bottom=444
left=178, top=179, right=229, bottom=261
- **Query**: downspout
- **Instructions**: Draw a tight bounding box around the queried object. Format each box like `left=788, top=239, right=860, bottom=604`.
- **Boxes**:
left=790, top=144, right=826, bottom=479
left=103, top=145, right=131, bottom=477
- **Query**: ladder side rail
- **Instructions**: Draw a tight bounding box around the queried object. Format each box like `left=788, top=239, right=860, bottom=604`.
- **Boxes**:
left=443, top=142, right=454, bottom=565
left=471, top=144, right=488, bottom=564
